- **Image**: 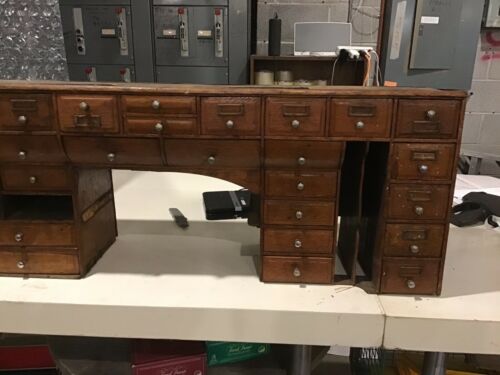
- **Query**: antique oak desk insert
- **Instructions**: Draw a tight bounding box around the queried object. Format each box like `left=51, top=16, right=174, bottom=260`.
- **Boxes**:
left=0, top=81, right=466, bottom=295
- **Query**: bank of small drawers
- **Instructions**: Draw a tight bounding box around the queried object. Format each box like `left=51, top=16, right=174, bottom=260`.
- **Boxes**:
left=381, top=98, right=460, bottom=295
left=262, top=140, right=343, bottom=284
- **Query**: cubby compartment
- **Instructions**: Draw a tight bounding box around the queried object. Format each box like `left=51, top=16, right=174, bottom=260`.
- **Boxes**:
left=0, top=195, right=74, bottom=221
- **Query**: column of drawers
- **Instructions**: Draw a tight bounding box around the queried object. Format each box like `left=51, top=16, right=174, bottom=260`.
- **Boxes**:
left=380, top=99, right=461, bottom=294
left=261, top=97, right=343, bottom=284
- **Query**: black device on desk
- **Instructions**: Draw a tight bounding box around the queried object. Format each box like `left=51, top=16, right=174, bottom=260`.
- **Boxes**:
left=203, top=190, right=252, bottom=220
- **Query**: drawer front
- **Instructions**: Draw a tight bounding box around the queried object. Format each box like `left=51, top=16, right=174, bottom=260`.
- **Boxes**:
left=264, top=200, right=335, bottom=226
left=265, top=171, right=338, bottom=199
left=380, top=258, right=440, bottom=295
left=0, top=94, right=53, bottom=131
left=265, top=140, right=343, bottom=170
left=263, top=229, right=334, bottom=255
left=57, top=95, right=119, bottom=133
left=123, top=95, right=196, bottom=115
left=64, top=137, right=162, bottom=166
left=265, top=98, right=326, bottom=136
left=165, top=140, right=260, bottom=168
left=0, top=222, right=75, bottom=246
left=330, top=99, right=392, bottom=137
left=392, top=143, right=455, bottom=181
left=383, top=224, right=445, bottom=258
left=387, top=184, right=451, bottom=221
left=1, top=166, right=72, bottom=192
left=396, top=100, right=461, bottom=139
left=0, top=135, right=66, bottom=163
left=262, top=256, right=333, bottom=284
left=0, top=248, right=79, bottom=275
left=201, top=97, right=261, bottom=136
left=125, top=117, right=197, bottom=136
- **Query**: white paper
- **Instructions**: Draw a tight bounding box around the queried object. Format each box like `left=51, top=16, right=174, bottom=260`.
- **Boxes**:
left=421, top=16, right=440, bottom=24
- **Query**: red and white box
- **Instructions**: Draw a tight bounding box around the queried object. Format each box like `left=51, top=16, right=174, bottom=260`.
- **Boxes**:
left=132, top=340, right=207, bottom=375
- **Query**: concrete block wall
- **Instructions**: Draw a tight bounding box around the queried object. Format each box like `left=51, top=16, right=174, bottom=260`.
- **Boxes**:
left=463, top=30, right=500, bottom=176
left=256, top=0, right=381, bottom=56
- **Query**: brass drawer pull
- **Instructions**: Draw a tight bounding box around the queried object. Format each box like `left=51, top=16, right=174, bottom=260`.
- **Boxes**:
left=419, top=164, right=429, bottom=174
left=207, top=155, right=216, bottom=165
left=18, top=150, right=27, bottom=160
left=294, top=240, right=302, bottom=248
left=16, top=261, right=26, bottom=269
left=407, top=279, right=416, bottom=289
left=296, top=182, right=305, bottom=191
left=291, top=119, right=300, bottom=129
left=295, top=211, right=303, bottom=220
left=14, top=232, right=24, bottom=242
left=355, top=121, right=365, bottom=130
left=226, top=120, right=235, bottom=129
left=29, top=176, right=37, bottom=184
left=297, top=156, right=306, bottom=166
left=107, top=153, right=116, bottom=162
left=426, top=109, right=437, bottom=120
left=293, top=267, right=301, bottom=278
left=152, top=100, right=161, bottom=109
left=17, top=115, right=27, bottom=125
left=414, top=206, right=424, bottom=216
left=79, top=101, right=89, bottom=111
left=410, top=245, right=420, bottom=254
left=154, top=122, right=164, bottom=132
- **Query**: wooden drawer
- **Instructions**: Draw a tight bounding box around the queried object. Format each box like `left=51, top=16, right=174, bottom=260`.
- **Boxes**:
left=0, top=135, right=66, bottom=163
left=0, top=94, right=54, bottom=131
left=0, top=166, right=72, bottom=192
left=265, top=171, right=338, bottom=199
left=123, top=95, right=196, bottom=115
left=165, top=140, right=260, bottom=168
left=57, top=95, right=119, bottom=133
left=125, top=117, right=197, bottom=136
left=383, top=224, right=445, bottom=258
left=265, top=140, right=343, bottom=170
left=201, top=97, right=261, bottom=136
left=263, top=229, right=334, bottom=255
left=264, top=200, right=335, bottom=226
left=265, top=98, right=326, bottom=136
left=387, top=184, right=451, bottom=221
left=0, top=248, right=79, bottom=275
left=262, top=256, right=333, bottom=284
left=380, top=258, right=440, bottom=295
left=392, top=143, right=455, bottom=181
left=330, top=99, right=392, bottom=138
left=64, top=137, right=162, bottom=166
left=0, top=222, right=75, bottom=247
left=396, top=100, right=461, bottom=139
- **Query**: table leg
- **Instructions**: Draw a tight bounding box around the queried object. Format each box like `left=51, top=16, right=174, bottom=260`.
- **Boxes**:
left=422, top=352, right=446, bottom=375
left=469, top=157, right=483, bottom=175
left=291, top=345, right=312, bottom=375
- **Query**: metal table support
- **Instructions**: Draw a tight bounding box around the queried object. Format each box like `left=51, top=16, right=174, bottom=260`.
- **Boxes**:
left=291, top=345, right=312, bottom=375
left=422, top=352, right=446, bottom=375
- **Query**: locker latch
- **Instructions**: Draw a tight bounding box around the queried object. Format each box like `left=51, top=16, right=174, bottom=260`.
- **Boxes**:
left=178, top=8, right=189, bottom=57
left=116, top=7, right=129, bottom=56
left=214, top=8, right=223, bottom=58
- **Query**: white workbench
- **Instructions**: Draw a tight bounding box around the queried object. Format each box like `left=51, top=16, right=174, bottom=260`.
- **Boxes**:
left=0, top=172, right=499, bottom=354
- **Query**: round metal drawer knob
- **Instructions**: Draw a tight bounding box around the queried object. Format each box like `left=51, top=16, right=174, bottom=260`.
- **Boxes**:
left=207, top=156, right=216, bottom=165
left=426, top=109, right=437, bottom=120
left=154, top=122, right=164, bottom=132
left=356, top=121, right=365, bottom=130
left=293, top=267, right=301, bottom=278
left=107, top=153, right=116, bottom=162
left=152, top=100, right=161, bottom=109
left=414, top=206, right=424, bottom=216
left=29, top=176, right=37, bottom=184
left=419, top=165, right=429, bottom=174
left=14, top=233, right=24, bottom=242
left=226, top=120, right=234, bottom=129
left=295, top=211, right=303, bottom=220
left=16, top=261, right=26, bottom=269
left=79, top=101, right=89, bottom=111
left=18, top=115, right=27, bottom=125
left=294, top=240, right=302, bottom=248
left=407, top=280, right=416, bottom=289
left=297, top=157, right=306, bottom=166
left=297, top=182, right=305, bottom=191
left=18, top=151, right=27, bottom=160
left=410, top=245, right=420, bottom=254
left=291, top=119, right=300, bottom=129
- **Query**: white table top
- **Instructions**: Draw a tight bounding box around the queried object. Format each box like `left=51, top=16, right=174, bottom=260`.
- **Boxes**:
left=0, top=172, right=499, bottom=354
